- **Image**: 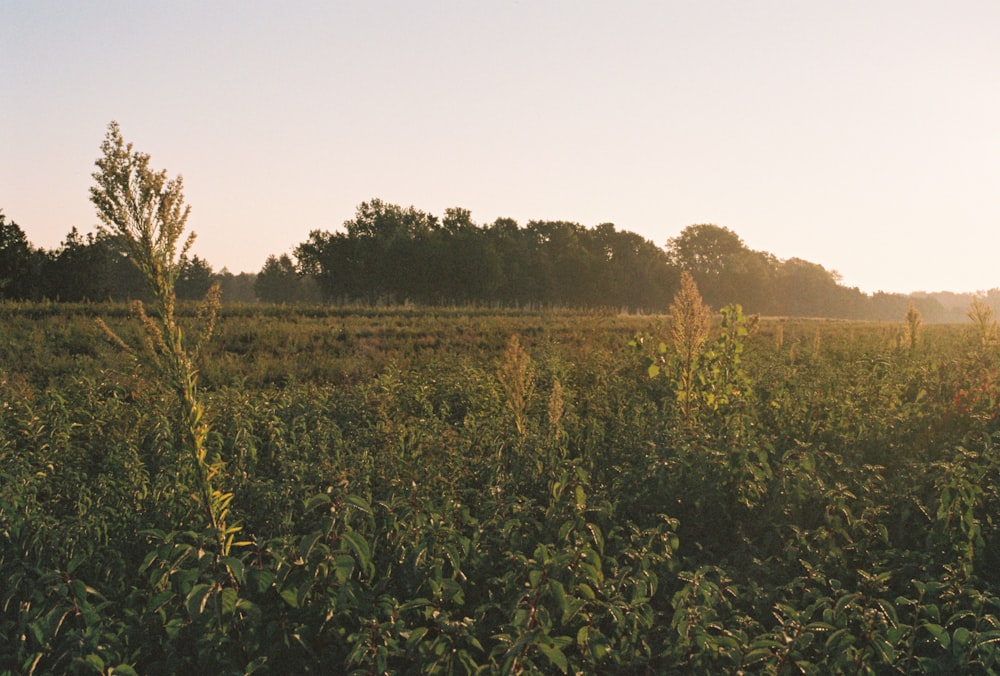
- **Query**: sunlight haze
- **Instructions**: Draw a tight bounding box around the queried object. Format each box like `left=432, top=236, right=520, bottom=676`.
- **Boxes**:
left=2, top=0, right=998, bottom=294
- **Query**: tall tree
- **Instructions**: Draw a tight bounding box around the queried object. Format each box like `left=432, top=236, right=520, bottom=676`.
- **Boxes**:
left=0, top=211, right=42, bottom=300
left=295, top=230, right=359, bottom=302
left=176, top=255, right=215, bottom=300
left=255, top=254, right=303, bottom=303
left=666, top=224, right=747, bottom=278
left=776, top=258, right=842, bottom=317
left=42, top=227, right=113, bottom=301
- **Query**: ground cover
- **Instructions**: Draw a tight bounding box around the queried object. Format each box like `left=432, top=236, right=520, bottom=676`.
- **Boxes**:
left=2, top=304, right=999, bottom=673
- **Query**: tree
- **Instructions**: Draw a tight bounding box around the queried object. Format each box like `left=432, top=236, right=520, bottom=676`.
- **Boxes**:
left=42, top=227, right=108, bottom=301
left=777, top=258, right=842, bottom=317
left=666, top=224, right=747, bottom=278
left=100, top=231, right=154, bottom=301
left=344, top=198, right=438, bottom=241
left=666, top=224, right=757, bottom=309
left=526, top=220, right=600, bottom=306
left=255, top=254, right=303, bottom=303
left=342, top=199, right=439, bottom=302
left=486, top=218, right=535, bottom=304
left=593, top=224, right=676, bottom=311
left=176, top=255, right=215, bottom=300
left=216, top=269, right=258, bottom=303
left=442, top=207, right=475, bottom=235
left=0, top=211, right=42, bottom=300
left=295, top=230, right=360, bottom=302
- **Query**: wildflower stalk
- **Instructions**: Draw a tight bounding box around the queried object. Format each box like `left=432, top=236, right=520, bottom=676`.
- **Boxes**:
left=669, top=271, right=711, bottom=426
left=90, top=121, right=235, bottom=555
left=967, top=296, right=997, bottom=348
left=498, top=334, right=535, bottom=437
left=905, top=301, right=922, bottom=351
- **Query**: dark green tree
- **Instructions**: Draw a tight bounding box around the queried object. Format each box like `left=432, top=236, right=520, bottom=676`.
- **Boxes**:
left=42, top=227, right=111, bottom=301
left=593, top=224, right=677, bottom=311
left=666, top=224, right=753, bottom=308
left=665, top=224, right=791, bottom=313
left=215, top=269, right=258, bottom=303
left=255, top=254, right=304, bottom=303
left=776, top=258, right=843, bottom=317
left=666, top=224, right=747, bottom=278
left=0, top=211, right=43, bottom=300
left=296, top=230, right=359, bottom=302
left=176, top=255, right=214, bottom=300
left=486, top=218, right=536, bottom=304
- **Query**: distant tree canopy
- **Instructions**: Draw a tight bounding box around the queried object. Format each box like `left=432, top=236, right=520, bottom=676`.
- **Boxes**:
left=294, top=199, right=676, bottom=311
left=0, top=200, right=987, bottom=322
left=0, top=211, right=43, bottom=300
left=0, top=211, right=214, bottom=303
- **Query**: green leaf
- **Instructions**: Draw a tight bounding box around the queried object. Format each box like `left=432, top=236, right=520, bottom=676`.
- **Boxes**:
left=975, top=629, right=1000, bottom=647
left=589, top=630, right=610, bottom=661
left=248, top=567, right=275, bottom=594
left=550, top=580, right=568, bottom=621
left=342, top=530, right=373, bottom=575
left=280, top=586, right=300, bottom=608
left=298, top=531, right=323, bottom=559
left=220, top=556, right=245, bottom=584
left=165, top=617, right=185, bottom=639
left=872, top=636, right=896, bottom=663
left=586, top=523, right=604, bottom=554
left=537, top=641, right=568, bottom=673
left=923, top=623, right=949, bottom=649
left=952, top=626, right=971, bottom=650
left=220, top=587, right=238, bottom=617
left=344, top=494, right=372, bottom=514
left=304, top=493, right=331, bottom=512
left=742, top=647, right=775, bottom=666
left=185, top=583, right=213, bottom=620
left=333, top=554, right=355, bottom=583
left=406, top=626, right=429, bottom=647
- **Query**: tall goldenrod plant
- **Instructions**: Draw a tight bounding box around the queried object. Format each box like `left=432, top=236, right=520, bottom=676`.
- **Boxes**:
left=904, top=301, right=922, bottom=351
left=91, top=121, right=236, bottom=555
left=498, top=334, right=535, bottom=437
left=669, top=271, right=711, bottom=426
left=967, top=296, right=997, bottom=348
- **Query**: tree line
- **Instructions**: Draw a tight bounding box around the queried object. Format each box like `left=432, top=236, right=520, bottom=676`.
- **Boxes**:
left=0, top=211, right=256, bottom=304
left=1, top=203, right=994, bottom=321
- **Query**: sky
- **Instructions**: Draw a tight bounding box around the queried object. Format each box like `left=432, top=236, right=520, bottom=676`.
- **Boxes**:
left=2, top=1, right=998, bottom=294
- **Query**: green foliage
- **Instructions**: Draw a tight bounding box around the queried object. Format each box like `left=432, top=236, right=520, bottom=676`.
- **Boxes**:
left=4, top=305, right=1000, bottom=672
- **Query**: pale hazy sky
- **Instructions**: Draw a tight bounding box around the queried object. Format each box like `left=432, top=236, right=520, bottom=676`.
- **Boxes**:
left=2, top=1, right=998, bottom=294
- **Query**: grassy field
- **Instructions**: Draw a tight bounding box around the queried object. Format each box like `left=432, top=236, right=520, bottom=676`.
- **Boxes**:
left=2, top=303, right=1000, bottom=674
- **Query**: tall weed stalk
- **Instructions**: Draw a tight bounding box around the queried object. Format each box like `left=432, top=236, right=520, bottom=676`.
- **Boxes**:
left=91, top=121, right=236, bottom=555
left=668, top=271, right=711, bottom=426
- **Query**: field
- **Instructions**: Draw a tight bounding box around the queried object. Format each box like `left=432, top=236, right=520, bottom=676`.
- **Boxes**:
left=2, top=303, right=1000, bottom=674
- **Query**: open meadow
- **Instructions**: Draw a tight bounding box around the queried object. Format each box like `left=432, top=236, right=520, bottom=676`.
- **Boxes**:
left=2, top=303, right=1000, bottom=673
